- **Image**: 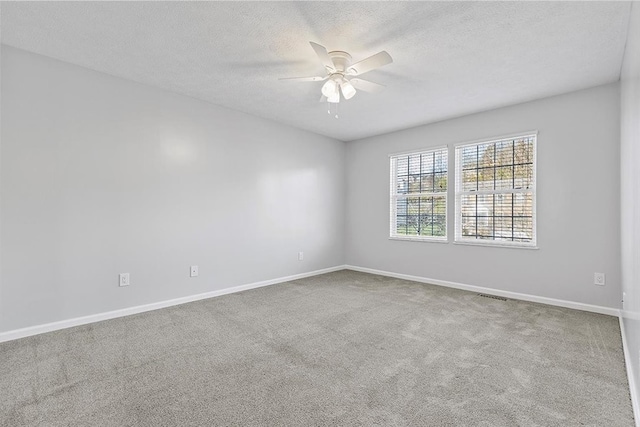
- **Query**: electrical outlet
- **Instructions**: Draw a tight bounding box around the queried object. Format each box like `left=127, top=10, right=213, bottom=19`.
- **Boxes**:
left=119, top=273, right=130, bottom=287
left=594, top=272, right=605, bottom=286
left=190, top=265, right=199, bottom=277
left=298, top=251, right=304, bottom=261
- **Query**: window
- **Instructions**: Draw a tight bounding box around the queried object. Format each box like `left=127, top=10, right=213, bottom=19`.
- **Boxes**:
left=455, top=134, right=536, bottom=247
left=390, top=147, right=448, bottom=241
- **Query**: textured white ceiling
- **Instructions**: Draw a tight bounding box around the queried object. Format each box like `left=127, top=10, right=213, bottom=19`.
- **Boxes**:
left=0, top=1, right=631, bottom=141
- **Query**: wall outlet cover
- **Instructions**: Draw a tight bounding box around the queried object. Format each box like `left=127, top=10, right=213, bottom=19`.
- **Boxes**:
left=594, top=273, right=605, bottom=286
left=119, top=273, right=130, bottom=287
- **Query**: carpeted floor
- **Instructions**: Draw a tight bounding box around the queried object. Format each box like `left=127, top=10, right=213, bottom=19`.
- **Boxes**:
left=0, top=270, right=634, bottom=426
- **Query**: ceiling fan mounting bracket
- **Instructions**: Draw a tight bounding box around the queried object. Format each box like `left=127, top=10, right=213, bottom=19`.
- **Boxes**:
left=327, top=51, right=352, bottom=72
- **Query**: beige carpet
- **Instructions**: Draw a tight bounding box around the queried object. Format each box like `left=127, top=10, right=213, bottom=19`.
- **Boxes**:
left=0, top=270, right=634, bottom=426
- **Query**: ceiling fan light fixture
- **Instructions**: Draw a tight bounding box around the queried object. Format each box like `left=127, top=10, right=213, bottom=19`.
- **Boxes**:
left=327, top=90, right=340, bottom=103
left=321, top=79, right=338, bottom=98
left=340, top=79, right=356, bottom=100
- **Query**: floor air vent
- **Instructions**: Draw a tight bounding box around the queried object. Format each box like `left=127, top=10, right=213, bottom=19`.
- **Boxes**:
left=478, top=293, right=508, bottom=301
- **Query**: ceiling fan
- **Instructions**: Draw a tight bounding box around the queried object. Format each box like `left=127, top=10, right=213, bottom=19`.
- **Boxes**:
left=280, top=42, right=393, bottom=104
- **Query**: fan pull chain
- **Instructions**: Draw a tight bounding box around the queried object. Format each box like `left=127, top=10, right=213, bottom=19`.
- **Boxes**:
left=326, top=102, right=339, bottom=119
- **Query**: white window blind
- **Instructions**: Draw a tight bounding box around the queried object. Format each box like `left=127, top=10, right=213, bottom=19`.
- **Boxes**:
left=390, top=147, right=448, bottom=241
left=455, top=134, right=536, bottom=247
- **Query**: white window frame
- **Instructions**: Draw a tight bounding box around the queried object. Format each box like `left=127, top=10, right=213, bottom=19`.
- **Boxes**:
left=454, top=132, right=537, bottom=249
left=389, top=146, right=448, bottom=242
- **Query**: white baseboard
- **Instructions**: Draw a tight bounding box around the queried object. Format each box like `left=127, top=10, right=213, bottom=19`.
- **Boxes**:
left=620, top=316, right=640, bottom=427
left=0, top=265, right=347, bottom=344
left=344, top=265, right=620, bottom=316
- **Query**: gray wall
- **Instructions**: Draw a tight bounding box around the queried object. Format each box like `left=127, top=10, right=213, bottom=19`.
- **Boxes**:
left=621, top=1, right=640, bottom=415
left=0, top=43, right=627, bottom=336
left=0, top=46, right=345, bottom=333
left=346, top=83, right=621, bottom=309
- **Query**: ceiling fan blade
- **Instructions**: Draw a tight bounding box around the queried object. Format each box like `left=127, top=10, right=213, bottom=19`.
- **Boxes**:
left=347, top=51, right=393, bottom=76
left=349, top=78, right=386, bottom=93
left=309, top=42, right=335, bottom=73
left=279, top=76, right=326, bottom=82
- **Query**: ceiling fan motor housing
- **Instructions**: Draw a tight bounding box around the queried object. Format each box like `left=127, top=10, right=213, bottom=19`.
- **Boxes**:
left=327, top=51, right=352, bottom=73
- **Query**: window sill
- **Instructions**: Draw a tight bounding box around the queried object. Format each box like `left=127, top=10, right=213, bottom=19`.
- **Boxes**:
left=389, top=236, right=449, bottom=244
left=452, top=240, right=539, bottom=250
